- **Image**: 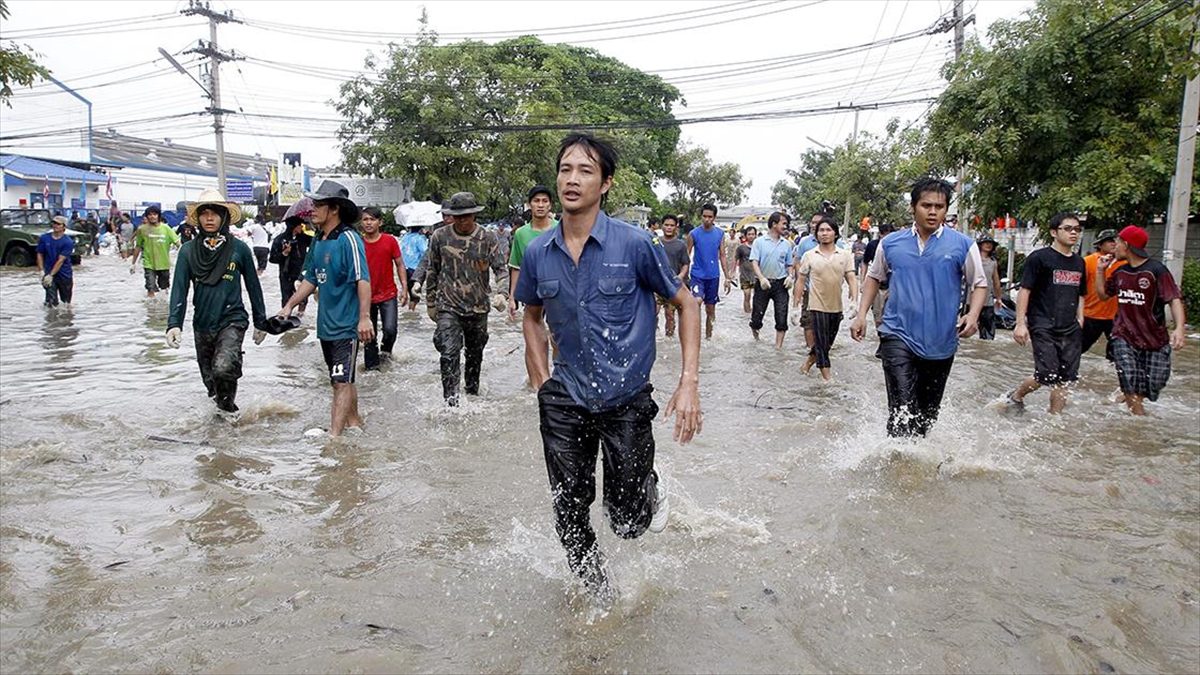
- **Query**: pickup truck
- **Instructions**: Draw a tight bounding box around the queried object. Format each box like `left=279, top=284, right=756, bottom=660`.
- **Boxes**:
left=0, top=208, right=92, bottom=266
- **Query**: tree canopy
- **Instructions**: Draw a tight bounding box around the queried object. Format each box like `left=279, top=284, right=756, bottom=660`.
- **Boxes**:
left=0, top=0, right=50, bottom=106
left=660, top=142, right=751, bottom=222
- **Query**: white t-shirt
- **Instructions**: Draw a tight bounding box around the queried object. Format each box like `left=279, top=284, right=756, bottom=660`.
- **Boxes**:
left=249, top=222, right=269, bottom=247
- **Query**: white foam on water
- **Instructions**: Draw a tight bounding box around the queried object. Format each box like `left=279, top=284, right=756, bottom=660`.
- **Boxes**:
left=664, top=472, right=772, bottom=544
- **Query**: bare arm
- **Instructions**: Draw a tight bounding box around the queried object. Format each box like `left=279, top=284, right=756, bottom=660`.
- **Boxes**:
left=1012, top=287, right=1032, bottom=345
left=522, top=304, right=551, bottom=389
left=1169, top=298, right=1187, bottom=349
left=847, top=270, right=859, bottom=301
left=665, top=284, right=702, bottom=443
left=792, top=271, right=808, bottom=305
left=280, top=280, right=317, bottom=315
left=49, top=254, right=67, bottom=277
left=1094, top=262, right=1111, bottom=301
left=356, top=278, right=374, bottom=342
left=394, top=257, right=409, bottom=305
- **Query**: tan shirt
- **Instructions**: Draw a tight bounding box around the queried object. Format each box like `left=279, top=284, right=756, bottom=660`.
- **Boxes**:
left=799, top=247, right=855, bottom=312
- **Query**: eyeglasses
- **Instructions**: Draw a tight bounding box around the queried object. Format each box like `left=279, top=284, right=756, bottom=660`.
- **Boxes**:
left=1060, top=226, right=1082, bottom=233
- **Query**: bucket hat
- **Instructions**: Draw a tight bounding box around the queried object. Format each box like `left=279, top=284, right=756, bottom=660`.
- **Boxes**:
left=977, top=233, right=997, bottom=246
left=1117, top=225, right=1150, bottom=259
left=1093, top=228, right=1118, bottom=248
left=304, top=180, right=360, bottom=223
left=186, top=188, right=242, bottom=226
left=442, top=192, right=484, bottom=216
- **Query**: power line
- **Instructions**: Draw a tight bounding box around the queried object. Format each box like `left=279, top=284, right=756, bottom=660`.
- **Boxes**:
left=1, top=12, right=178, bottom=37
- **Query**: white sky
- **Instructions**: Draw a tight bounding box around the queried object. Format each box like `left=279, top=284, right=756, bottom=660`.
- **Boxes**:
left=2, top=0, right=1034, bottom=204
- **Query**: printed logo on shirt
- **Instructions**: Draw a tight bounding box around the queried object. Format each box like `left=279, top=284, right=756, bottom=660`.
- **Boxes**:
left=1138, top=277, right=1151, bottom=290
left=1118, top=287, right=1147, bottom=306
left=1053, top=269, right=1083, bottom=286
left=316, top=269, right=328, bottom=284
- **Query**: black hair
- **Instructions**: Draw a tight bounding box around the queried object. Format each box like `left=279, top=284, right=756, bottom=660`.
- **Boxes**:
left=527, top=185, right=553, bottom=202
left=744, top=225, right=758, bottom=235
left=556, top=133, right=618, bottom=181
left=701, top=203, right=718, bottom=216
left=362, top=206, right=384, bottom=221
left=648, top=216, right=660, bottom=226
left=511, top=215, right=525, bottom=228
left=661, top=214, right=678, bottom=226
left=767, top=211, right=789, bottom=228
left=1048, top=211, right=1079, bottom=230
left=815, top=214, right=840, bottom=239
left=909, top=177, right=954, bottom=206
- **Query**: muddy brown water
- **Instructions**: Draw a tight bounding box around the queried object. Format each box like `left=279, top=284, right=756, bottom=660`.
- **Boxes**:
left=1, top=255, right=1198, bottom=673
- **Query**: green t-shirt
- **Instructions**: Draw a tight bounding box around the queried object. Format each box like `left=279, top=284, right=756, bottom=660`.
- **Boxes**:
left=508, top=221, right=558, bottom=269
left=134, top=223, right=180, bottom=271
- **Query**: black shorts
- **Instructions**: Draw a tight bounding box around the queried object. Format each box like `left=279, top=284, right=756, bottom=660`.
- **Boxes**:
left=320, top=338, right=358, bottom=384
left=253, top=247, right=269, bottom=272
left=1031, top=326, right=1082, bottom=386
left=143, top=268, right=170, bottom=292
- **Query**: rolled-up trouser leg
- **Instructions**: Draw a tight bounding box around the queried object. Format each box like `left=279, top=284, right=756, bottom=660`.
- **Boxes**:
left=462, top=312, right=489, bottom=395
left=748, top=284, right=769, bottom=331
left=433, top=311, right=465, bottom=400
left=769, top=279, right=789, bottom=332
left=538, top=378, right=601, bottom=575
left=597, top=385, right=659, bottom=539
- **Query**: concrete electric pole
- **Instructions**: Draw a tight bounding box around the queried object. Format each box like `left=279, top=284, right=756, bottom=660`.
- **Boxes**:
left=181, top=0, right=242, bottom=195
left=1163, top=2, right=1199, bottom=285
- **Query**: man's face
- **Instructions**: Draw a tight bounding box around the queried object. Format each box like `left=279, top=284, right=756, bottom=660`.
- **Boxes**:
left=808, top=215, right=821, bottom=234
left=1114, top=237, right=1130, bottom=261
left=557, top=144, right=611, bottom=215
left=146, top=212, right=160, bottom=225
left=701, top=209, right=716, bottom=227
left=51, top=220, right=66, bottom=236
left=529, top=194, right=552, bottom=220
left=312, top=202, right=336, bottom=228
left=662, top=219, right=678, bottom=238
left=912, top=191, right=948, bottom=231
left=745, top=229, right=758, bottom=244
left=197, top=208, right=223, bottom=233
left=1099, top=239, right=1116, bottom=255
left=453, top=213, right=476, bottom=230
left=442, top=212, right=454, bottom=226
left=816, top=222, right=836, bottom=244
left=980, top=241, right=995, bottom=255
left=360, top=212, right=381, bottom=235
left=1052, top=218, right=1081, bottom=248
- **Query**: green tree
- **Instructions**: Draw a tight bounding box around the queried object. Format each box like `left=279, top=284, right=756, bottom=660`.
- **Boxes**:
left=0, top=0, right=50, bottom=106
left=335, top=24, right=681, bottom=218
left=926, top=0, right=1199, bottom=227
left=659, top=142, right=750, bottom=222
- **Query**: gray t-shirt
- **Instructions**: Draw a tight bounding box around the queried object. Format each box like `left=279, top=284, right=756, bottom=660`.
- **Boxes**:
left=980, top=256, right=998, bottom=303
left=662, top=237, right=690, bottom=285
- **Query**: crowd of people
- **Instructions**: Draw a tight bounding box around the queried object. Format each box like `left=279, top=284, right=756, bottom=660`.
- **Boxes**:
left=33, top=132, right=1189, bottom=600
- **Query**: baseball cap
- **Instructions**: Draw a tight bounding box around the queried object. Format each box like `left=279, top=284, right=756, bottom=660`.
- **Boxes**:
left=1117, top=225, right=1149, bottom=259
left=527, top=185, right=553, bottom=202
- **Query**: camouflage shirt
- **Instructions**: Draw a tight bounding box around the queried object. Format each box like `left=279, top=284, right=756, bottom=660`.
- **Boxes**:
left=424, top=225, right=507, bottom=315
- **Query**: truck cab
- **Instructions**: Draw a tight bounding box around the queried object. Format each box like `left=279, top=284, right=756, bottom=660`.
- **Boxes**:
left=0, top=208, right=92, bottom=267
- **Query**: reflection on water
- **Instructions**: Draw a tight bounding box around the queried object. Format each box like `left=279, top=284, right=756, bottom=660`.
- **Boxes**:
left=1, top=256, right=1198, bottom=673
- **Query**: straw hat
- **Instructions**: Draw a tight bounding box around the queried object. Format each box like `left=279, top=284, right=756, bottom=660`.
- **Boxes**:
left=186, top=188, right=243, bottom=226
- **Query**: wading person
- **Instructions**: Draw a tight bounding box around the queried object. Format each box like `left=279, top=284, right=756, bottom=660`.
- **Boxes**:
left=166, top=189, right=269, bottom=414
left=36, top=215, right=75, bottom=308
left=400, top=221, right=428, bottom=312
left=859, top=222, right=895, bottom=329
left=249, top=215, right=271, bottom=276
left=1005, top=213, right=1087, bottom=414
left=424, top=191, right=507, bottom=406
left=277, top=181, right=374, bottom=436
left=1094, top=226, right=1187, bottom=415
left=976, top=233, right=1004, bottom=340
left=508, top=185, right=558, bottom=321
left=268, top=215, right=312, bottom=314
left=794, top=215, right=857, bottom=378
left=515, top=133, right=703, bottom=599
left=657, top=214, right=691, bottom=337
left=850, top=178, right=986, bottom=437
left=732, top=226, right=758, bottom=313
left=749, top=211, right=794, bottom=347
left=129, top=205, right=180, bottom=299
left=1081, top=228, right=1124, bottom=360
left=687, top=203, right=724, bottom=339
left=360, top=206, right=409, bottom=370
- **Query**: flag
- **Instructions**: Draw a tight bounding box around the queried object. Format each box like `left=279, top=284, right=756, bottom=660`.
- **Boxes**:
left=105, top=174, right=113, bottom=200
left=43, top=175, right=50, bottom=202
left=269, top=165, right=278, bottom=196
left=60, top=176, right=67, bottom=206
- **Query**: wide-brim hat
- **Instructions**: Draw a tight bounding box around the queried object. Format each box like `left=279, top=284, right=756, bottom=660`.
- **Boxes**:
left=1093, top=228, right=1118, bottom=247
left=304, top=180, right=360, bottom=223
left=186, top=188, right=242, bottom=226
left=977, top=234, right=998, bottom=246
left=442, top=191, right=484, bottom=216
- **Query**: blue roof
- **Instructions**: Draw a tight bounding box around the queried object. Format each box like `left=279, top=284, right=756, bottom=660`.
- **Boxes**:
left=1, top=155, right=109, bottom=183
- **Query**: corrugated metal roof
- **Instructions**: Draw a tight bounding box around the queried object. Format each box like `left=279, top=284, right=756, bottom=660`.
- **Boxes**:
left=91, top=132, right=268, bottom=181
left=1, top=155, right=109, bottom=182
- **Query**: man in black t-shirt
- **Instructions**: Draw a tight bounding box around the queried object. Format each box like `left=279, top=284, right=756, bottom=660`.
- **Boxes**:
left=1006, top=213, right=1087, bottom=414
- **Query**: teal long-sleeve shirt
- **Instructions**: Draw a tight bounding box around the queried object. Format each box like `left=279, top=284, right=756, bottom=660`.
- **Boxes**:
left=168, top=240, right=268, bottom=333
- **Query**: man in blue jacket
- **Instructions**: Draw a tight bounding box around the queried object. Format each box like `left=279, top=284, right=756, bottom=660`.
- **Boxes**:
left=850, top=177, right=986, bottom=437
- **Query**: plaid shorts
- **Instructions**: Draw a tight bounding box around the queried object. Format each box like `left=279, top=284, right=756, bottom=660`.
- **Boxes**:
left=1111, top=338, right=1172, bottom=402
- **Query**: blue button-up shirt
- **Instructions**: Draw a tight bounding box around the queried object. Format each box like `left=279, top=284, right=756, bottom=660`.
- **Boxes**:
left=515, top=212, right=682, bottom=412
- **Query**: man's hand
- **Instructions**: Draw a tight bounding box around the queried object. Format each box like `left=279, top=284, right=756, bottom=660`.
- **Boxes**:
left=994, top=299, right=1002, bottom=310
left=357, top=316, right=374, bottom=343
left=957, top=314, right=979, bottom=338
left=850, top=315, right=866, bottom=341
left=507, top=296, right=518, bottom=322
left=1013, top=323, right=1029, bottom=346
left=722, top=278, right=732, bottom=295
left=41, top=274, right=54, bottom=288
left=426, top=304, right=438, bottom=322
left=784, top=275, right=795, bottom=290
left=665, top=380, right=702, bottom=444
left=758, top=277, right=770, bottom=290
left=399, top=291, right=410, bottom=306
left=1097, top=253, right=1115, bottom=270
left=165, top=327, right=182, bottom=349
left=491, top=293, right=507, bottom=312
left=1171, top=328, right=1186, bottom=350
left=253, top=329, right=267, bottom=345
left=275, top=306, right=291, bottom=319
left=411, top=281, right=422, bottom=295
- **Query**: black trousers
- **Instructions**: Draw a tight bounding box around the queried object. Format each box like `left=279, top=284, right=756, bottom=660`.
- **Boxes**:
left=278, top=271, right=308, bottom=313
left=433, top=311, right=488, bottom=399
left=809, top=310, right=842, bottom=368
left=978, top=306, right=996, bottom=340
left=877, top=336, right=954, bottom=438
left=749, top=278, right=789, bottom=332
left=364, top=297, right=398, bottom=369
left=538, top=378, right=660, bottom=577
left=194, top=323, right=246, bottom=412
left=1081, top=317, right=1115, bottom=361
left=43, top=276, right=73, bottom=306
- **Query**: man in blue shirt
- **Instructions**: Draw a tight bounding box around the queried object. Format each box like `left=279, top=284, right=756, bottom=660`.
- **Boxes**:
left=687, top=203, right=724, bottom=339
left=515, top=133, right=703, bottom=600
left=36, top=216, right=75, bottom=307
left=278, top=181, right=374, bottom=437
left=850, top=178, right=986, bottom=437
left=748, top=211, right=794, bottom=347
left=400, top=223, right=428, bottom=310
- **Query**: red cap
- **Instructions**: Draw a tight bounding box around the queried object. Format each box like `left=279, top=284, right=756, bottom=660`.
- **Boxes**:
left=1118, top=225, right=1149, bottom=257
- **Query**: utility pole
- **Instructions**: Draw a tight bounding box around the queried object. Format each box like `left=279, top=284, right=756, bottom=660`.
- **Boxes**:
left=952, top=0, right=972, bottom=232
left=181, top=0, right=241, bottom=195
left=1164, top=1, right=1199, bottom=285
left=843, top=107, right=859, bottom=237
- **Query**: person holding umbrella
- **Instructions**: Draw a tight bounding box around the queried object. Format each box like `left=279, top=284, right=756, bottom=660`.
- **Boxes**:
left=269, top=203, right=313, bottom=315
left=166, top=189, right=270, bottom=414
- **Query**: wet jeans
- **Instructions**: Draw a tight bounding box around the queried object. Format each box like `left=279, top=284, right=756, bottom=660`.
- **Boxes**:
left=749, top=278, right=789, bottom=332
left=279, top=272, right=308, bottom=313
left=537, top=378, right=660, bottom=578
left=978, top=306, right=996, bottom=340
left=433, top=311, right=488, bottom=401
left=194, top=324, right=246, bottom=412
left=876, top=336, right=954, bottom=438
left=364, top=297, right=398, bottom=369
left=43, top=276, right=73, bottom=306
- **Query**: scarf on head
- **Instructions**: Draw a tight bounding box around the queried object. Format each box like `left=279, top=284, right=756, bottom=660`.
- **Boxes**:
left=189, top=216, right=237, bottom=286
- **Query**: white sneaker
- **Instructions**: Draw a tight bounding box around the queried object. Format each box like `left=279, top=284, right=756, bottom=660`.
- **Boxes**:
left=648, top=476, right=669, bottom=533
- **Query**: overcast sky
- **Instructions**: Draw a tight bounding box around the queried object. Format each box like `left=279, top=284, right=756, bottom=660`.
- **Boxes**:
left=2, top=0, right=1034, bottom=204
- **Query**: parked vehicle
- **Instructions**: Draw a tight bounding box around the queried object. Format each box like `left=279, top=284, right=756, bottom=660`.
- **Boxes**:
left=0, top=208, right=92, bottom=266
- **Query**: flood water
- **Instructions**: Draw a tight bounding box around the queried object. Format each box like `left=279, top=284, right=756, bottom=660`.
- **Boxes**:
left=1, top=254, right=1198, bottom=673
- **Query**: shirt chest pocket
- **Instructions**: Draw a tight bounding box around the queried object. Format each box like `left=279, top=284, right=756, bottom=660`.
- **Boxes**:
left=598, top=276, right=636, bottom=323
left=537, top=280, right=561, bottom=312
